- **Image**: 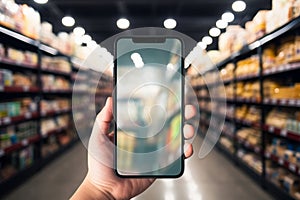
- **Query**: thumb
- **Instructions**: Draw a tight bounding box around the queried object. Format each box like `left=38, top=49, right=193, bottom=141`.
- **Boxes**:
left=95, top=97, right=113, bottom=135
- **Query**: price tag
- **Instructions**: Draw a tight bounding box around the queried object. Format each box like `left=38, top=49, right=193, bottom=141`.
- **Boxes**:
left=297, top=100, right=300, bottom=106
left=289, top=99, right=296, bottom=105
left=0, top=85, right=3, bottom=92
left=272, top=99, right=277, bottom=104
left=265, top=152, right=271, bottom=158
left=286, top=64, right=291, bottom=70
left=23, top=86, right=29, bottom=92
left=255, top=147, right=260, bottom=153
left=280, top=99, right=287, bottom=105
left=278, top=159, right=284, bottom=165
left=264, top=99, right=268, bottom=104
left=25, top=112, right=31, bottom=119
left=3, top=117, right=11, bottom=124
left=280, top=129, right=287, bottom=137
left=271, top=68, right=276, bottom=73
left=21, top=139, right=28, bottom=146
left=0, top=149, right=4, bottom=157
left=289, top=164, right=296, bottom=172
left=279, top=66, right=284, bottom=71
left=268, top=126, right=274, bottom=133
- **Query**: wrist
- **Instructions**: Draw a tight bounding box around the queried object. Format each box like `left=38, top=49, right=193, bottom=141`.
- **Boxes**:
left=70, top=176, right=115, bottom=200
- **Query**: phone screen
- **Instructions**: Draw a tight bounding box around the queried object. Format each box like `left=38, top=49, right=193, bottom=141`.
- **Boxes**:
left=114, top=37, right=183, bottom=177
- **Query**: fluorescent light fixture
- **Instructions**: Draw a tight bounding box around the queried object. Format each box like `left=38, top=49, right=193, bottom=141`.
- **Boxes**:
left=34, top=0, right=48, bottom=4
left=82, top=34, right=92, bottom=43
left=216, top=19, right=228, bottom=29
left=73, top=27, right=85, bottom=36
left=222, top=12, right=234, bottom=23
left=75, top=37, right=83, bottom=45
left=62, top=16, right=75, bottom=27
left=202, top=36, right=213, bottom=45
left=116, top=18, right=130, bottom=29
left=87, top=40, right=98, bottom=49
left=209, top=27, right=221, bottom=37
left=232, top=1, right=246, bottom=12
left=197, top=42, right=207, bottom=50
left=164, top=18, right=177, bottom=29
left=131, top=53, right=144, bottom=68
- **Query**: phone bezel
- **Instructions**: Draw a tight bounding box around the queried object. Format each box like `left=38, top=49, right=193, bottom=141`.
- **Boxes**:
left=113, top=36, right=185, bottom=178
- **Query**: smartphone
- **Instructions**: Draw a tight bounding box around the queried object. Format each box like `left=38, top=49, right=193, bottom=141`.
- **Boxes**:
left=114, top=37, right=184, bottom=177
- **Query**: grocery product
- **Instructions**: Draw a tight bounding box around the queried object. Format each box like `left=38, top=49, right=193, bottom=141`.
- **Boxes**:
left=41, top=56, right=71, bottom=73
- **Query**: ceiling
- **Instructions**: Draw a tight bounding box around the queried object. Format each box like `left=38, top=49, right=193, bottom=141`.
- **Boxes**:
left=16, top=0, right=271, bottom=50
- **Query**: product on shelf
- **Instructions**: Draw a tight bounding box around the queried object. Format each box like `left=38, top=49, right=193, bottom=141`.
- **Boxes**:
left=0, top=98, right=37, bottom=119
left=6, top=48, right=38, bottom=65
left=41, top=56, right=71, bottom=73
left=41, top=135, right=59, bottom=158
left=225, top=84, right=234, bottom=100
left=264, top=79, right=300, bottom=99
left=0, top=69, right=37, bottom=88
left=40, top=115, right=69, bottom=136
left=42, top=75, right=70, bottom=91
left=236, top=81, right=260, bottom=101
left=266, top=108, right=300, bottom=133
left=235, top=105, right=261, bottom=123
left=220, top=63, right=234, bottom=81
left=0, top=121, right=38, bottom=149
left=220, top=137, right=234, bottom=154
left=40, top=99, right=70, bottom=113
left=237, top=149, right=262, bottom=174
left=236, top=56, right=259, bottom=77
left=222, top=122, right=235, bottom=137
left=237, top=128, right=261, bottom=146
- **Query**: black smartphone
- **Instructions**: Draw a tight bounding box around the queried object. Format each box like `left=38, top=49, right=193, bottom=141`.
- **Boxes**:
left=114, top=37, right=184, bottom=177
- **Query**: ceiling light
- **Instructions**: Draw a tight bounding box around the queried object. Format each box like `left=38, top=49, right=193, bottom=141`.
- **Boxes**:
left=75, top=37, right=83, bottom=45
left=164, top=18, right=177, bottom=29
left=73, top=27, right=85, bottom=36
left=216, top=19, right=228, bottom=29
left=82, top=34, right=92, bottom=44
left=34, top=0, right=48, bottom=4
left=222, top=12, right=235, bottom=23
left=197, top=42, right=207, bottom=50
left=87, top=40, right=98, bottom=49
left=209, top=27, right=221, bottom=37
left=62, top=16, right=75, bottom=27
left=232, top=1, right=246, bottom=12
left=202, top=36, right=213, bottom=45
left=116, top=18, right=130, bottom=29
left=131, top=53, right=144, bottom=68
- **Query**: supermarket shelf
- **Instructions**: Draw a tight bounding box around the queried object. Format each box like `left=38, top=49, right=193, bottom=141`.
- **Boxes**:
left=215, top=16, right=300, bottom=69
left=0, top=57, right=38, bottom=71
left=0, top=135, right=40, bottom=158
left=40, top=109, right=71, bottom=118
left=235, top=118, right=260, bottom=128
left=237, top=137, right=262, bottom=154
left=41, top=126, right=68, bottom=138
left=263, top=125, right=300, bottom=142
left=0, top=86, right=39, bottom=93
left=41, top=68, right=71, bottom=77
left=236, top=156, right=262, bottom=182
left=222, top=78, right=233, bottom=84
left=217, top=142, right=235, bottom=158
left=264, top=98, right=300, bottom=108
left=236, top=97, right=261, bottom=104
left=265, top=179, right=294, bottom=200
left=236, top=73, right=259, bottom=82
left=0, top=139, right=78, bottom=198
left=263, top=62, right=300, bottom=76
left=42, top=89, right=72, bottom=95
left=0, top=25, right=38, bottom=47
left=265, top=152, right=300, bottom=176
left=0, top=112, right=39, bottom=127
left=221, top=130, right=235, bottom=140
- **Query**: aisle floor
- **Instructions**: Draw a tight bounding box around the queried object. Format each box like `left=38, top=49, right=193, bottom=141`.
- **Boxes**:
left=4, top=136, right=273, bottom=200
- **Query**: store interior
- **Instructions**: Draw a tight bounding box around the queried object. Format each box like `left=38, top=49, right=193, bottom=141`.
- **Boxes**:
left=1, top=0, right=300, bottom=199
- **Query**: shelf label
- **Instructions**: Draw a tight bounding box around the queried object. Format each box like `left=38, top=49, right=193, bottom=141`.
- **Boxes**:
left=23, top=86, right=29, bottom=92
left=268, top=126, right=274, bottom=133
left=3, top=117, right=11, bottom=124
left=272, top=99, right=277, bottom=104
left=289, top=164, right=296, bottom=172
left=278, top=66, right=284, bottom=71
left=280, top=129, right=287, bottom=137
left=25, top=112, right=31, bottom=119
left=255, top=147, right=260, bottom=153
left=0, top=85, right=3, bottom=92
left=0, top=149, right=4, bottom=157
left=264, top=99, right=269, bottom=104
left=289, top=99, right=296, bottom=105
left=280, top=99, right=287, bottom=105
left=21, top=139, right=28, bottom=146
left=278, top=159, right=284, bottom=165
left=265, top=152, right=271, bottom=158
left=297, top=100, right=300, bottom=106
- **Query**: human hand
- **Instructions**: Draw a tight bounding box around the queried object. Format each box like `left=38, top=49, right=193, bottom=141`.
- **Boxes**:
left=70, top=97, right=196, bottom=200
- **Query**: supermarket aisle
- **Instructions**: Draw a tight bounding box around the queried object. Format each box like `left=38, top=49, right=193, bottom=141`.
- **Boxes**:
left=4, top=135, right=273, bottom=200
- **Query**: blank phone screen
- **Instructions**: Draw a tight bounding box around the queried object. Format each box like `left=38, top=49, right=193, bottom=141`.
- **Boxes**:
left=115, top=37, right=183, bottom=177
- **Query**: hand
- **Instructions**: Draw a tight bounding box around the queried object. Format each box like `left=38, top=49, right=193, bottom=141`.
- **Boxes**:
left=70, top=97, right=196, bottom=200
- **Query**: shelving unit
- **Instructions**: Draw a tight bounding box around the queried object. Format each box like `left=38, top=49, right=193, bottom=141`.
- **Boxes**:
left=0, top=24, right=113, bottom=197
left=193, top=16, right=300, bottom=200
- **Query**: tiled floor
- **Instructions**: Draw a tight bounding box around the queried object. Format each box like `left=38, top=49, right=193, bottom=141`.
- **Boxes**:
left=4, top=135, right=273, bottom=200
